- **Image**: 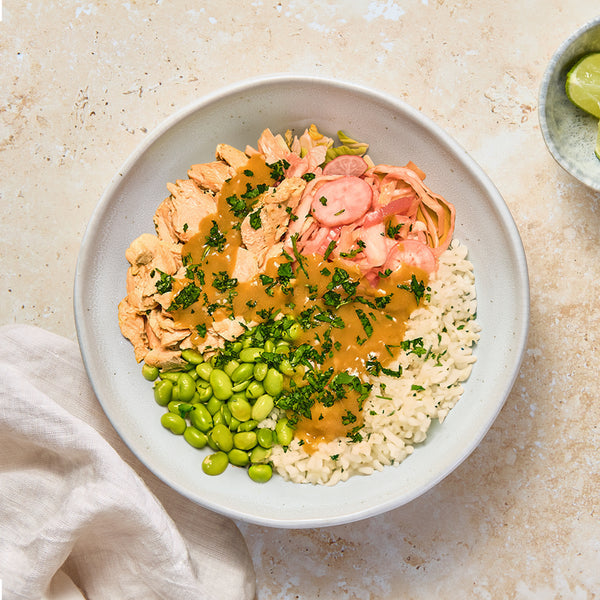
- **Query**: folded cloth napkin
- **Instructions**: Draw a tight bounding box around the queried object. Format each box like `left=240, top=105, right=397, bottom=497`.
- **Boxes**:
left=0, top=324, right=256, bottom=600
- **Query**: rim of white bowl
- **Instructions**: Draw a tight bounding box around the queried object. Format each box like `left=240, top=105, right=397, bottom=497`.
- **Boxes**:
left=74, top=74, right=530, bottom=527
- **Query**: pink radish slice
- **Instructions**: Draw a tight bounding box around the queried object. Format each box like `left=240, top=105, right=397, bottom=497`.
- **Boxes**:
left=322, top=155, right=368, bottom=177
left=311, top=176, right=372, bottom=227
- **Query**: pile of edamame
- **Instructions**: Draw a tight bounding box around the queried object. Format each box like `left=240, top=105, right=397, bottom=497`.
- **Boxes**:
left=142, top=317, right=300, bottom=482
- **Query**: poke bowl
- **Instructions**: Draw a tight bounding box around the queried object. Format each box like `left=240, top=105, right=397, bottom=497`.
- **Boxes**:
left=74, top=75, right=529, bottom=528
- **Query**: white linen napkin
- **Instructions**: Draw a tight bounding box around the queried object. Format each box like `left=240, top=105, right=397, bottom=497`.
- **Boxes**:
left=0, top=324, right=256, bottom=600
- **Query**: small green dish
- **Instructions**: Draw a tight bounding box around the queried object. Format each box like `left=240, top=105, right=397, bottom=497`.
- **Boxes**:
left=539, top=16, right=600, bottom=192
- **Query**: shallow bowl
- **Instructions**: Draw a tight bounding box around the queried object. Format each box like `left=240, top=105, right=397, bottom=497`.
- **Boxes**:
left=74, top=75, right=529, bottom=528
left=539, top=16, right=600, bottom=191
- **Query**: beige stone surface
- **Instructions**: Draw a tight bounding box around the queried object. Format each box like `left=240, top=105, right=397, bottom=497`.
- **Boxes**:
left=1, top=1, right=600, bottom=598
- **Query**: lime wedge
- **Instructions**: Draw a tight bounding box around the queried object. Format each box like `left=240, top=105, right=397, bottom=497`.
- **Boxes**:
left=566, top=53, right=600, bottom=119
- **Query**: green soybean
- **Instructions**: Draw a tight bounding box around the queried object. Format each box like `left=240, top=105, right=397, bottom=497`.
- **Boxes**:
left=237, top=419, right=259, bottom=432
left=181, top=348, right=204, bottom=365
left=257, top=427, right=274, bottom=449
left=212, top=410, right=225, bottom=427
left=284, top=322, right=302, bottom=342
left=211, top=423, right=234, bottom=452
left=228, top=396, right=252, bottom=422
left=245, top=381, right=265, bottom=400
left=196, top=384, right=213, bottom=403
left=195, top=362, right=213, bottom=381
left=153, top=379, right=173, bottom=406
left=142, top=363, right=159, bottom=381
left=248, top=463, right=273, bottom=483
left=160, top=412, right=186, bottom=435
left=232, top=379, right=250, bottom=392
left=224, top=359, right=240, bottom=378
left=184, top=426, right=208, bottom=449
left=278, top=358, right=295, bottom=377
left=233, top=431, right=258, bottom=451
left=209, top=369, right=233, bottom=400
left=159, top=371, right=181, bottom=383
left=206, top=396, right=223, bottom=416
left=263, top=368, right=284, bottom=397
left=177, top=373, right=196, bottom=402
left=228, top=448, right=250, bottom=467
left=239, top=347, right=264, bottom=363
left=251, top=394, right=274, bottom=422
left=231, top=362, right=254, bottom=383
left=275, top=418, right=294, bottom=446
left=206, top=430, right=219, bottom=451
left=253, top=362, right=268, bottom=382
left=202, top=451, right=228, bottom=476
left=264, top=339, right=275, bottom=353
left=167, top=401, right=194, bottom=416
left=189, top=404, right=213, bottom=432
left=250, top=446, right=272, bottom=463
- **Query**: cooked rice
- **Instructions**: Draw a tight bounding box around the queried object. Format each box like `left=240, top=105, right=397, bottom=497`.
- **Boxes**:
left=264, top=239, right=480, bottom=485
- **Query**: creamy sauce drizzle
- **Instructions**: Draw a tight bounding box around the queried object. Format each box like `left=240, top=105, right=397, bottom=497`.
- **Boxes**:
left=169, top=155, right=428, bottom=453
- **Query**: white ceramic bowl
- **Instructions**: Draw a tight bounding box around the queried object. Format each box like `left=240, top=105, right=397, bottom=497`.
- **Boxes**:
left=74, top=75, right=529, bottom=528
left=539, top=16, right=600, bottom=192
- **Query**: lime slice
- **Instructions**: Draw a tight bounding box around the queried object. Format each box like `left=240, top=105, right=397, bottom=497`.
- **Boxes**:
left=566, top=53, right=600, bottom=119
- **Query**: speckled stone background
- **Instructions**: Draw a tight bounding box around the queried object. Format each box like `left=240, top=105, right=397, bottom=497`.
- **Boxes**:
left=2, top=1, right=600, bottom=598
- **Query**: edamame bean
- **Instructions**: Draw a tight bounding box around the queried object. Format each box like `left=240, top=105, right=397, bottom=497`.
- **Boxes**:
left=220, top=404, right=233, bottom=428
left=231, top=362, right=254, bottom=383
left=224, top=359, right=240, bottom=377
left=167, top=400, right=193, bottom=415
left=206, top=430, right=219, bottom=451
left=159, top=371, right=181, bottom=383
left=233, top=431, right=258, bottom=451
left=195, top=362, right=213, bottom=381
left=248, top=463, right=273, bottom=483
left=263, top=368, right=284, bottom=397
left=153, top=379, right=173, bottom=406
left=264, top=339, right=275, bottom=353
left=228, top=448, right=250, bottom=467
left=177, top=372, right=196, bottom=402
left=239, top=347, right=264, bottom=363
left=232, top=379, right=250, bottom=392
left=212, top=410, right=225, bottom=427
left=275, top=418, right=294, bottom=446
left=202, top=451, right=228, bottom=476
left=253, top=362, right=268, bottom=382
left=211, top=423, right=234, bottom=452
left=181, top=348, right=204, bottom=365
left=257, top=427, right=274, bottom=449
left=206, top=396, right=223, bottom=416
left=228, top=396, right=252, bottom=422
left=209, top=368, right=233, bottom=400
left=189, top=404, right=213, bottom=432
left=142, top=363, right=159, bottom=381
left=275, top=341, right=290, bottom=354
left=237, top=419, right=258, bottom=432
left=245, top=381, right=265, bottom=400
left=231, top=341, right=243, bottom=353
left=251, top=394, right=274, bottom=422
left=184, top=426, right=208, bottom=449
left=195, top=384, right=213, bottom=403
left=160, top=412, right=186, bottom=435
left=284, top=322, right=302, bottom=342
left=278, top=358, right=295, bottom=377
left=250, top=446, right=272, bottom=463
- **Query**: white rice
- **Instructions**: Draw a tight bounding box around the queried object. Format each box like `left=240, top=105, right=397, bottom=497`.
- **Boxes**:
left=265, top=239, right=480, bottom=485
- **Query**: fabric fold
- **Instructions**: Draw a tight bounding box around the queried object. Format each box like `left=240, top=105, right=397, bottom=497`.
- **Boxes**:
left=0, top=324, right=255, bottom=600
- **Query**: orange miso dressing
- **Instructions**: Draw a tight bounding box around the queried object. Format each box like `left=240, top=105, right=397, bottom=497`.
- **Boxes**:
left=167, top=154, right=428, bottom=453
